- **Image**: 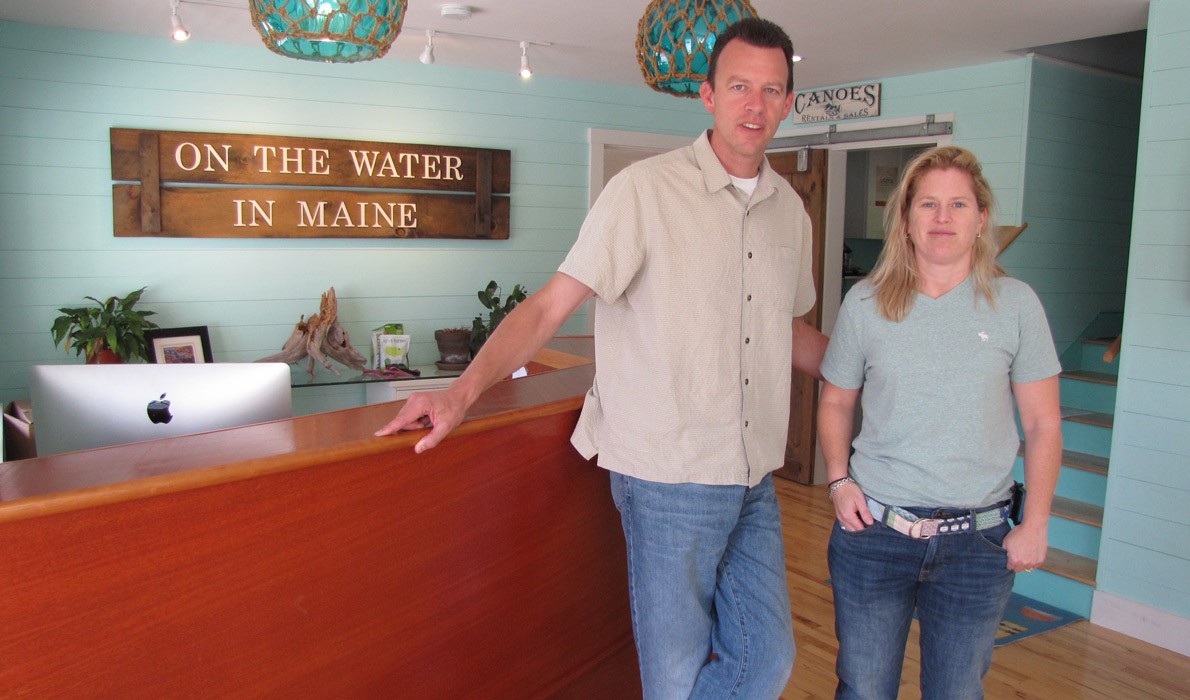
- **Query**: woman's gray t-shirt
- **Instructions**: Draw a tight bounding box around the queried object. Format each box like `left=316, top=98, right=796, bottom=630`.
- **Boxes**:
left=821, top=276, right=1061, bottom=509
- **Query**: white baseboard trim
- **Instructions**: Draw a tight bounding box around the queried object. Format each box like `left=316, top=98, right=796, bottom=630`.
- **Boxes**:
left=1091, top=590, right=1190, bottom=656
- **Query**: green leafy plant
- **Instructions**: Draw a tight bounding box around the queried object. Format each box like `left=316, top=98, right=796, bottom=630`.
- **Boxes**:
left=50, top=287, right=159, bottom=363
left=471, top=280, right=527, bottom=356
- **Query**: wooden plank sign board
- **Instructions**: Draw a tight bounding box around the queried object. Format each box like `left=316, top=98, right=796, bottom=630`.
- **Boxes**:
left=111, top=128, right=511, bottom=240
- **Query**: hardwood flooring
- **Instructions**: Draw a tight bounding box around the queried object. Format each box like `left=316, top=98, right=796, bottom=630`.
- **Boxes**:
left=773, top=479, right=1190, bottom=699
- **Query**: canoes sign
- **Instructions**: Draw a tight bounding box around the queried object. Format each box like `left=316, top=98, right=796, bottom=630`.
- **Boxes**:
left=110, top=128, right=511, bottom=239
left=792, top=83, right=881, bottom=124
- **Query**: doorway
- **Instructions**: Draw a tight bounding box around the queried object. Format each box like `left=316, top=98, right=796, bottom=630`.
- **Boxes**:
left=839, top=144, right=932, bottom=298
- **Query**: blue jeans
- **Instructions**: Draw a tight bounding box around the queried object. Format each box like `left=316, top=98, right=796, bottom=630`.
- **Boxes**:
left=828, top=508, right=1014, bottom=700
left=610, top=472, right=795, bottom=700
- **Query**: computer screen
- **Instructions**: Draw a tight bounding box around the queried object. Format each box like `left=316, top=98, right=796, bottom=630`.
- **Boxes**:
left=29, top=362, right=293, bottom=457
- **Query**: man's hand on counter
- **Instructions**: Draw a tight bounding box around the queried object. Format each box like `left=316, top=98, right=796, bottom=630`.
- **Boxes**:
left=374, top=388, right=469, bottom=453
left=374, top=274, right=594, bottom=453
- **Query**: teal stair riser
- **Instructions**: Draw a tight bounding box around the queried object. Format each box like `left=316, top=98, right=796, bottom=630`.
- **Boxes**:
left=1060, top=378, right=1117, bottom=415
left=1010, top=460, right=1105, bottom=549
left=1077, top=345, right=1119, bottom=376
left=1060, top=421, right=1112, bottom=458
left=1046, top=517, right=1101, bottom=560
left=1015, top=459, right=1107, bottom=507
left=1010, top=568, right=1093, bottom=618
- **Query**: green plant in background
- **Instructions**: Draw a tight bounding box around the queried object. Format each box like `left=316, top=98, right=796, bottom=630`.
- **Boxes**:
left=50, top=287, right=159, bottom=363
left=471, top=280, right=527, bottom=356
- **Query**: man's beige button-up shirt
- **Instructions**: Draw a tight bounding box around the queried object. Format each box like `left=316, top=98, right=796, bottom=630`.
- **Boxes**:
left=559, top=131, right=816, bottom=487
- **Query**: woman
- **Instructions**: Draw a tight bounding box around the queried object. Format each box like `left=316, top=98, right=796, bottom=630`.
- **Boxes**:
left=818, top=146, right=1062, bottom=700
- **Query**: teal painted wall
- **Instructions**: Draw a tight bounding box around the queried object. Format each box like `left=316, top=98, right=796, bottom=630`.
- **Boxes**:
left=1099, top=0, right=1190, bottom=619
left=836, top=59, right=1033, bottom=224
left=0, top=21, right=708, bottom=415
left=1016, top=58, right=1140, bottom=354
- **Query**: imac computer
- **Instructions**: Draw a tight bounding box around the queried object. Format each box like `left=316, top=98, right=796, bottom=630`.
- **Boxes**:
left=28, top=362, right=293, bottom=457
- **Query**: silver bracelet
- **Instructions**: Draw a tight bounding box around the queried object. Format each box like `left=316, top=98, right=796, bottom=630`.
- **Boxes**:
left=828, top=476, right=856, bottom=500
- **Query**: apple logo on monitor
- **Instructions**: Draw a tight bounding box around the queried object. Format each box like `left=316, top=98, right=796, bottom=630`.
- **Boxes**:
left=146, top=393, right=173, bottom=424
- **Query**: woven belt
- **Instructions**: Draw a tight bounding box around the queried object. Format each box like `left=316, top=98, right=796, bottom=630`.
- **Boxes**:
left=866, top=497, right=1010, bottom=540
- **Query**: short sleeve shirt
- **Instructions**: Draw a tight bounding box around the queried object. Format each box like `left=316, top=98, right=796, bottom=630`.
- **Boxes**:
left=821, top=276, right=1061, bottom=508
left=559, top=131, right=816, bottom=487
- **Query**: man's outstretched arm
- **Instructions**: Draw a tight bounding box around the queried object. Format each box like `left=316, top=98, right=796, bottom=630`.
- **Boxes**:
left=374, top=272, right=594, bottom=453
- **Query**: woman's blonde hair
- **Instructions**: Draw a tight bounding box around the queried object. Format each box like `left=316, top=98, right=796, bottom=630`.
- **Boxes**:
left=868, top=145, right=1004, bottom=321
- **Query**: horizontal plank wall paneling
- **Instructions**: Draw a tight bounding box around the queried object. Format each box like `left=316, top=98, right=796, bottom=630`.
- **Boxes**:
left=1095, top=0, right=1190, bottom=647
left=1014, top=58, right=1141, bottom=355
left=0, top=20, right=708, bottom=413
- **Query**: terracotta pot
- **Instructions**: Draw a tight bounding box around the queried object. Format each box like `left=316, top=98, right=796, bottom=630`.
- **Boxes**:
left=87, top=348, right=124, bottom=364
left=434, top=329, right=471, bottom=365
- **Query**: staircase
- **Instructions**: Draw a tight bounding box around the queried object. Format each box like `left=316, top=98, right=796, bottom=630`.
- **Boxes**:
left=1010, top=336, right=1118, bottom=618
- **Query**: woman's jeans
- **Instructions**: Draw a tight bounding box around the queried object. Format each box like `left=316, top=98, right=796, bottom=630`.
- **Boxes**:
left=828, top=508, right=1015, bottom=700
left=610, top=472, right=795, bottom=700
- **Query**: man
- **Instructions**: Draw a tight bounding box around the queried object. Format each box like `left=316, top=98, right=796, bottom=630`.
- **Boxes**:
left=376, top=17, right=826, bottom=699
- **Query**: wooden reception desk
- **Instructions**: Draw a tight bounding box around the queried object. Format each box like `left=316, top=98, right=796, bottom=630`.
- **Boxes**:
left=0, top=338, right=641, bottom=698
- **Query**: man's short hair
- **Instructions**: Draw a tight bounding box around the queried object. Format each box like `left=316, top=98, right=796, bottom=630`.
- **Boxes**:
left=705, top=17, right=795, bottom=94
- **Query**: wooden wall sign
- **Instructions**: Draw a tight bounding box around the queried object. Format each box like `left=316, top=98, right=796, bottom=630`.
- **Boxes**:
left=792, top=83, right=881, bottom=124
left=110, top=128, right=511, bottom=239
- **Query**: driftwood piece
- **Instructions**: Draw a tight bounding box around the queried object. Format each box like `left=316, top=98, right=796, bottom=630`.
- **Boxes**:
left=257, top=287, right=367, bottom=377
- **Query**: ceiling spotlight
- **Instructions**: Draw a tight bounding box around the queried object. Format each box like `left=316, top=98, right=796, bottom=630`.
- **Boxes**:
left=519, top=41, right=532, bottom=79
left=169, top=0, right=190, bottom=42
left=420, top=30, right=435, bottom=65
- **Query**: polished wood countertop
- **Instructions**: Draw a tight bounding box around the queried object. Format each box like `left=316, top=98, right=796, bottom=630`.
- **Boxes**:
left=0, top=336, right=595, bottom=523
left=0, top=335, right=640, bottom=699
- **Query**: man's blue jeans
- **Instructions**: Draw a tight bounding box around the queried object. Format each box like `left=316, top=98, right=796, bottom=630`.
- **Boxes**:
left=828, top=508, right=1015, bottom=700
left=610, top=472, right=795, bottom=700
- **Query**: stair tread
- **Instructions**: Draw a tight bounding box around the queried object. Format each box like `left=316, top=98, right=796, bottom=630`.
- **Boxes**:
left=1061, top=369, right=1117, bottom=386
left=1051, top=496, right=1104, bottom=527
left=1018, top=445, right=1109, bottom=475
left=1042, top=547, right=1097, bottom=586
left=1062, top=449, right=1109, bottom=474
left=1061, top=407, right=1114, bottom=429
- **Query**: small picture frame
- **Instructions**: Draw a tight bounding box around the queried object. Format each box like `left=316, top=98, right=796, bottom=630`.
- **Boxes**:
left=145, top=326, right=214, bottom=364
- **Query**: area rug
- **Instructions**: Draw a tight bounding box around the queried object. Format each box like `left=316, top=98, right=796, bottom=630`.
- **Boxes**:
left=993, top=592, right=1084, bottom=646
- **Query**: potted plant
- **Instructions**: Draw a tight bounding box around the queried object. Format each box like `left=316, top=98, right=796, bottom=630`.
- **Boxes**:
left=434, top=326, right=473, bottom=369
left=51, top=287, right=159, bottom=363
left=471, top=280, right=526, bottom=357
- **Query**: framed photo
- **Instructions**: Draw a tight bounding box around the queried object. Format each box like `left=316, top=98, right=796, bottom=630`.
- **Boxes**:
left=145, top=326, right=214, bottom=364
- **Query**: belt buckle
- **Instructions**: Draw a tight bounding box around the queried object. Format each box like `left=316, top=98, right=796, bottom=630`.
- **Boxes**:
left=908, top=518, right=940, bottom=539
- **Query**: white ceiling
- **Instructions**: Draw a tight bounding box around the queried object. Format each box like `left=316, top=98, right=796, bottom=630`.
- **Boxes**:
left=0, top=0, right=1151, bottom=90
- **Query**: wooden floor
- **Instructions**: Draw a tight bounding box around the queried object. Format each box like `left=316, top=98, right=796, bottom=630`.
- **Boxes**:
left=773, top=479, right=1190, bottom=699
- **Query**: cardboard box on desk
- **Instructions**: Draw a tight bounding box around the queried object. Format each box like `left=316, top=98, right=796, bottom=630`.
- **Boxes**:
left=370, top=323, right=411, bottom=370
